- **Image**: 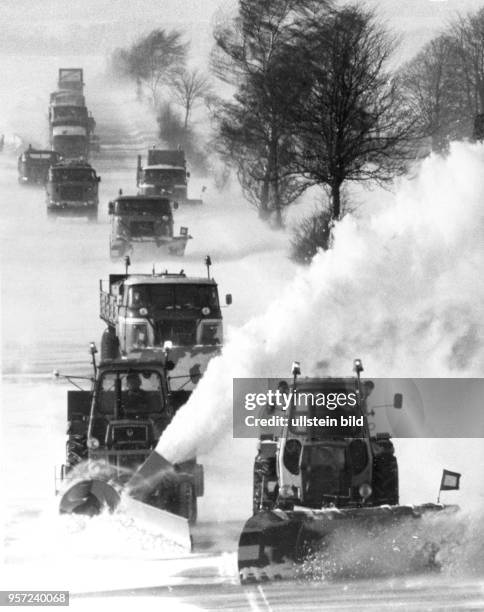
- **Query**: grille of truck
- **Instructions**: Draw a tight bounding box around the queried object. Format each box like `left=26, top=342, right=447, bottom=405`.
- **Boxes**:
left=60, top=185, right=85, bottom=200
left=129, top=221, right=156, bottom=237
left=156, top=320, right=197, bottom=346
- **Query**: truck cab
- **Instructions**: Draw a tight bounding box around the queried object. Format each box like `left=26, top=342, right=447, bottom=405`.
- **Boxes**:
left=17, top=147, right=60, bottom=185
left=51, top=126, right=89, bottom=159
left=136, top=148, right=202, bottom=204
left=108, top=195, right=190, bottom=259
left=100, top=269, right=231, bottom=390
left=46, top=160, right=100, bottom=220
left=61, top=355, right=203, bottom=523
left=58, top=68, right=84, bottom=91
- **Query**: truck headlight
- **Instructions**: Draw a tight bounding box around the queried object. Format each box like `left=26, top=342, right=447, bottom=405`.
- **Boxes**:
left=359, top=483, right=372, bottom=500
left=87, top=437, right=100, bottom=449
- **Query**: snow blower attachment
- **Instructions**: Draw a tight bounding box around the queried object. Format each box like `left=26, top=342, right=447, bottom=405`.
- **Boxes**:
left=56, top=346, right=203, bottom=550
left=238, top=360, right=461, bottom=583
left=59, top=452, right=192, bottom=549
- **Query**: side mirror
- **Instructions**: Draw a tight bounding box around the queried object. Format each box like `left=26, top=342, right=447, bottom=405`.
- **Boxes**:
left=225, top=293, right=232, bottom=305
left=108, top=201, right=114, bottom=214
left=173, top=201, right=179, bottom=210
left=186, top=171, right=191, bottom=178
left=97, top=176, right=101, bottom=183
left=393, top=393, right=403, bottom=409
left=180, top=226, right=188, bottom=236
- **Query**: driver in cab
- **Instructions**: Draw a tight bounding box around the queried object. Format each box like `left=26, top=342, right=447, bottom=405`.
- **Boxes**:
left=123, top=372, right=149, bottom=416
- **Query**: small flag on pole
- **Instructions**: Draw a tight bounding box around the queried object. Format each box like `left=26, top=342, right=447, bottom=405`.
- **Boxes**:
left=440, top=469, right=461, bottom=491
left=438, top=469, right=461, bottom=502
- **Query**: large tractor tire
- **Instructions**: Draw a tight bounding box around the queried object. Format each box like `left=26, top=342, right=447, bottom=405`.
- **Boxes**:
left=372, top=449, right=399, bottom=505
left=100, top=327, right=119, bottom=361
left=176, top=479, right=197, bottom=524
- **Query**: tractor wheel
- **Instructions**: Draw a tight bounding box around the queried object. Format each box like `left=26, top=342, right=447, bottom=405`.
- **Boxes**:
left=372, top=452, right=399, bottom=505
left=177, top=479, right=197, bottom=524
left=100, top=327, right=119, bottom=361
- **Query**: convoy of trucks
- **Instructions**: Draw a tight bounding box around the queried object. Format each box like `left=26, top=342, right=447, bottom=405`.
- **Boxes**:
left=49, top=69, right=96, bottom=160
left=10, top=65, right=462, bottom=584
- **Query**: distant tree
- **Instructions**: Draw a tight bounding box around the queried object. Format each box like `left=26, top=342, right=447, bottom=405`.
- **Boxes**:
left=170, top=68, right=212, bottom=129
left=288, top=5, right=415, bottom=220
left=451, top=9, right=484, bottom=116
left=400, top=35, right=460, bottom=151
left=111, top=29, right=187, bottom=107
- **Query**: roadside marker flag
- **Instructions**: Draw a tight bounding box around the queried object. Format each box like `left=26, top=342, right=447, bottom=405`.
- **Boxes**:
left=438, top=469, right=461, bottom=502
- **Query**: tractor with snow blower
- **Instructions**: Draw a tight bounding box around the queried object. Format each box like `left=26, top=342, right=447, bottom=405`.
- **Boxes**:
left=55, top=343, right=203, bottom=548
left=238, top=360, right=460, bottom=583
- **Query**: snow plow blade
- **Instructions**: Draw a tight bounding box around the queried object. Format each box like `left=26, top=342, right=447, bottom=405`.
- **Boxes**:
left=59, top=479, right=191, bottom=550
left=238, top=504, right=459, bottom=583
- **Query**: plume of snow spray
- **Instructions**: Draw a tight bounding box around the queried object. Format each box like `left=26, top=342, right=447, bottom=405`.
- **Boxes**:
left=157, top=142, right=484, bottom=464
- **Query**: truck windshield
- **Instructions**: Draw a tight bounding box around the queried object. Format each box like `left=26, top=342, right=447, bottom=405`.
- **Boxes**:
left=24, top=152, right=57, bottom=162
left=128, top=284, right=220, bottom=312
left=96, top=370, right=164, bottom=417
left=52, top=107, right=88, bottom=121
left=142, top=169, right=186, bottom=184
left=51, top=168, right=96, bottom=181
left=116, top=199, right=172, bottom=215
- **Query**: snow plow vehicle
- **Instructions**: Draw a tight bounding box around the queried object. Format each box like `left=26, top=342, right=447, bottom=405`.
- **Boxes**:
left=108, top=194, right=190, bottom=259
left=238, top=360, right=460, bottom=583
left=136, top=148, right=203, bottom=205
left=46, top=159, right=100, bottom=220
left=56, top=345, right=203, bottom=547
left=17, top=146, right=60, bottom=185
left=99, top=259, right=231, bottom=390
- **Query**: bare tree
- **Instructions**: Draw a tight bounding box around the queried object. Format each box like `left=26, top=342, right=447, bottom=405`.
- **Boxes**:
left=400, top=35, right=466, bottom=151
left=170, top=69, right=212, bottom=129
left=451, top=9, right=484, bottom=115
left=288, top=5, right=415, bottom=220
left=111, top=29, right=187, bottom=107
left=212, top=0, right=324, bottom=226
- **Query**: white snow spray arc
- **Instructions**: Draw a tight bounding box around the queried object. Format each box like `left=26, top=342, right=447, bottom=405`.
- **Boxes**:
left=157, top=142, right=484, bottom=464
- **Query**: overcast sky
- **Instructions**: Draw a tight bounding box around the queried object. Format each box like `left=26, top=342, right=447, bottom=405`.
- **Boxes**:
left=1, top=0, right=484, bottom=60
